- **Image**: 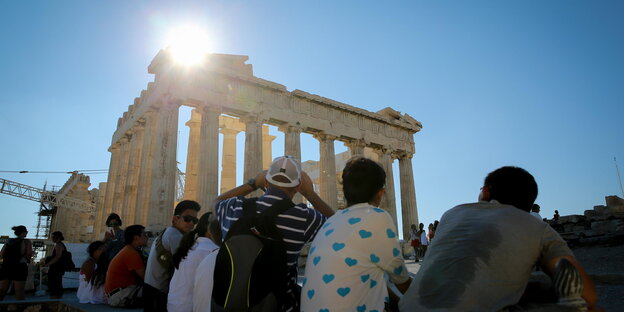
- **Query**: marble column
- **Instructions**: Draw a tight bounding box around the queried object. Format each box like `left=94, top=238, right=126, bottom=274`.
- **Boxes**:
left=398, top=152, right=418, bottom=240
left=96, top=143, right=120, bottom=238
left=243, top=116, right=263, bottom=183
left=146, top=101, right=179, bottom=231
left=112, top=135, right=131, bottom=217
left=134, top=110, right=159, bottom=226
left=281, top=125, right=303, bottom=202
left=375, top=147, right=397, bottom=226
left=345, top=139, right=366, bottom=157
left=122, top=122, right=145, bottom=225
left=262, top=126, right=276, bottom=170
left=220, top=128, right=240, bottom=194
left=197, top=106, right=220, bottom=214
left=183, top=109, right=201, bottom=201
left=316, top=133, right=338, bottom=209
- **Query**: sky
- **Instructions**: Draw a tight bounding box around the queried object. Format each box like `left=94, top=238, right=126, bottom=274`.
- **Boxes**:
left=0, top=1, right=622, bottom=239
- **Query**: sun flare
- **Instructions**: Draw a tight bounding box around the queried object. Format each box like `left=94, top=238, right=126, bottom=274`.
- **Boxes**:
left=165, top=25, right=212, bottom=66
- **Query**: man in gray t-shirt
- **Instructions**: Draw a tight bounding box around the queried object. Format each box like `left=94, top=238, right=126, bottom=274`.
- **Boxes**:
left=143, top=200, right=200, bottom=312
left=399, top=166, right=598, bottom=311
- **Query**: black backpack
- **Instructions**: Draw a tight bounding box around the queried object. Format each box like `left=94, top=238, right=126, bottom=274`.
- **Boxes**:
left=2, top=238, right=24, bottom=265
left=212, top=197, right=293, bottom=311
left=62, top=246, right=75, bottom=272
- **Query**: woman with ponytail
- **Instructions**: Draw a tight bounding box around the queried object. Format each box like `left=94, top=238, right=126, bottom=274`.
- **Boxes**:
left=167, top=212, right=220, bottom=312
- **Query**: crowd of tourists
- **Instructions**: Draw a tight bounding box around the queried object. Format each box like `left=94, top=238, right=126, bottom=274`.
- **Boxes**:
left=0, top=155, right=601, bottom=311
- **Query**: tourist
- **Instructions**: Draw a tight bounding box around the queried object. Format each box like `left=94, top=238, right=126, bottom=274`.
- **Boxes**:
left=77, top=241, right=107, bottom=304
left=192, top=225, right=222, bottom=312
left=43, top=231, right=67, bottom=299
left=408, top=224, right=420, bottom=260
left=144, top=200, right=200, bottom=312
left=427, top=223, right=435, bottom=242
left=301, top=157, right=411, bottom=311
left=0, top=225, right=33, bottom=301
left=418, top=222, right=428, bottom=260
left=167, top=212, right=221, bottom=312
left=105, top=224, right=147, bottom=308
left=213, top=155, right=333, bottom=311
left=530, top=203, right=542, bottom=220
left=103, top=213, right=125, bottom=262
left=553, top=210, right=560, bottom=222
left=399, top=166, right=598, bottom=311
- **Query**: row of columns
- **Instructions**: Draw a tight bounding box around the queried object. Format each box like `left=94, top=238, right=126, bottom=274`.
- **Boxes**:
left=96, top=102, right=417, bottom=240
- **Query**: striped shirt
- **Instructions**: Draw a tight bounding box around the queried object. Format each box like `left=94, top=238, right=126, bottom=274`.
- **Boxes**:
left=216, top=188, right=327, bottom=267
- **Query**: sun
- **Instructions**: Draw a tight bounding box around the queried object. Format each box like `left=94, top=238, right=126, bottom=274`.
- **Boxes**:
left=165, top=25, right=212, bottom=66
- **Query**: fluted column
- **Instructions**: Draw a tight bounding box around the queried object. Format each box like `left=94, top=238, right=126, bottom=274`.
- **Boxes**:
left=146, top=100, right=179, bottom=231
left=112, top=135, right=131, bottom=216
left=122, top=123, right=145, bottom=225
left=262, top=126, right=276, bottom=170
left=135, top=110, right=159, bottom=227
left=220, top=128, right=240, bottom=194
left=184, top=109, right=201, bottom=201
left=398, top=152, right=418, bottom=240
left=315, top=133, right=338, bottom=209
left=375, top=147, right=397, bottom=226
left=243, top=116, right=263, bottom=183
left=197, top=106, right=220, bottom=214
left=345, top=139, right=366, bottom=157
left=96, top=143, right=120, bottom=237
left=280, top=125, right=303, bottom=202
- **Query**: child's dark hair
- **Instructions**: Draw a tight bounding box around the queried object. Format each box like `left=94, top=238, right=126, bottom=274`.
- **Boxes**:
left=105, top=213, right=122, bottom=227
left=173, top=212, right=212, bottom=269
left=87, top=241, right=105, bottom=258
left=342, top=157, right=385, bottom=206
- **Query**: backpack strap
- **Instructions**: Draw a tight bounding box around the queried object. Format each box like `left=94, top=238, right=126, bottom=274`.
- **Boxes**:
left=241, top=198, right=258, bottom=218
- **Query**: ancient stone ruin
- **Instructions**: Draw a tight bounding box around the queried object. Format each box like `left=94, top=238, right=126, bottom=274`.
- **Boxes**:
left=552, top=195, right=624, bottom=244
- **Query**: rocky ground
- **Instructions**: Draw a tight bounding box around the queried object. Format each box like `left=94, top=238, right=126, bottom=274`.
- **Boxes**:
left=572, top=242, right=624, bottom=311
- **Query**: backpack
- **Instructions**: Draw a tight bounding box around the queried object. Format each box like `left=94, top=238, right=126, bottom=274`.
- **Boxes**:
left=2, top=238, right=24, bottom=265
left=62, top=248, right=75, bottom=272
left=154, top=228, right=174, bottom=276
left=212, top=197, right=294, bottom=311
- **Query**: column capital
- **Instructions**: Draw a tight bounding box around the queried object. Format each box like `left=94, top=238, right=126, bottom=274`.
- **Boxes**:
left=313, top=132, right=337, bottom=142
left=240, top=114, right=264, bottom=125
left=220, top=128, right=241, bottom=136
left=392, top=150, right=412, bottom=160
left=372, top=145, right=394, bottom=156
left=199, top=104, right=222, bottom=114
left=108, top=142, right=121, bottom=152
left=278, top=124, right=304, bottom=134
left=344, top=138, right=367, bottom=150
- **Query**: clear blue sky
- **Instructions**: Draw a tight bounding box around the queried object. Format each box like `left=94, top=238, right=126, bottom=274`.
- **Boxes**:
left=1, top=1, right=623, bottom=238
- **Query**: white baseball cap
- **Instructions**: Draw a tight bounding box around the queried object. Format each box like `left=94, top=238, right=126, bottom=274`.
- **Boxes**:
left=265, top=156, right=302, bottom=187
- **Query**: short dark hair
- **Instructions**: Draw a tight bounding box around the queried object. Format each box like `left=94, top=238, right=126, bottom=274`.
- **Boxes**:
left=342, top=157, right=385, bottom=206
left=484, top=166, right=538, bottom=212
left=87, top=241, right=105, bottom=257
left=105, top=213, right=122, bottom=227
left=124, top=225, right=145, bottom=245
left=173, top=200, right=201, bottom=216
left=12, top=225, right=27, bottom=236
left=51, top=231, right=64, bottom=241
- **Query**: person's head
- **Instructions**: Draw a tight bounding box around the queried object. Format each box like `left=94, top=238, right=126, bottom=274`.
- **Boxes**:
left=208, top=215, right=222, bottom=246
left=479, top=166, right=538, bottom=212
left=173, top=212, right=212, bottom=268
left=172, top=200, right=201, bottom=233
left=124, top=224, right=147, bottom=247
left=532, top=204, right=540, bottom=213
left=12, top=225, right=27, bottom=237
left=105, top=213, right=122, bottom=228
left=87, top=241, right=106, bottom=260
left=51, top=231, right=64, bottom=242
left=265, top=155, right=302, bottom=198
left=419, top=223, right=424, bottom=230
left=342, top=157, right=386, bottom=207
left=555, top=210, right=559, bottom=214
left=428, top=223, right=434, bottom=230
left=410, top=224, right=417, bottom=230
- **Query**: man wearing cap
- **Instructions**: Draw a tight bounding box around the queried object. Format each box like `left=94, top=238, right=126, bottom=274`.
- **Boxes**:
left=213, top=155, right=334, bottom=311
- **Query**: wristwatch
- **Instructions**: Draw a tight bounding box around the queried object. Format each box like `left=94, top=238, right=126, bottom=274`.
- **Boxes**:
left=246, top=178, right=257, bottom=191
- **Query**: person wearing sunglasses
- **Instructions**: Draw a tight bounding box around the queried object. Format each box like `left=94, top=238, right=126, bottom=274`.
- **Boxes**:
left=144, top=200, right=200, bottom=312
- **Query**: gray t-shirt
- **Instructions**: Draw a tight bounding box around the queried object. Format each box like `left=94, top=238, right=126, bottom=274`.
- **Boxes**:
left=399, top=201, right=573, bottom=311
left=144, top=226, right=183, bottom=292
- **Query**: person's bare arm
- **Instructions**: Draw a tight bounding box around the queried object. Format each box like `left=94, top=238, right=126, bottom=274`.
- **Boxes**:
left=298, top=171, right=334, bottom=217
left=82, top=259, right=96, bottom=281
left=211, top=171, right=267, bottom=210
left=23, top=239, right=33, bottom=262
left=541, top=255, right=598, bottom=310
left=135, top=267, right=145, bottom=281
left=394, top=277, right=412, bottom=294
left=46, top=243, right=64, bottom=266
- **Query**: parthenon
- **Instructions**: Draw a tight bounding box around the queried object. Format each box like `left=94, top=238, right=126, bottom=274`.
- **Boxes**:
left=93, top=49, right=422, bottom=240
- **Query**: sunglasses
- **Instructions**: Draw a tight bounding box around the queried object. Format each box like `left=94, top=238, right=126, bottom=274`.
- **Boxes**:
left=176, top=215, right=198, bottom=224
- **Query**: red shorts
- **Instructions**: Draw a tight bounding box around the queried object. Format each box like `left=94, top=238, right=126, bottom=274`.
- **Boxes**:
left=411, top=239, right=421, bottom=248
